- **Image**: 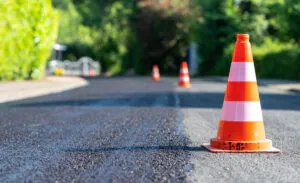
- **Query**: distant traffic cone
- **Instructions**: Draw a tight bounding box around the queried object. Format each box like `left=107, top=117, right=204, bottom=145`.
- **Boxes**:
left=202, top=34, right=280, bottom=153
left=178, top=61, right=191, bottom=88
left=152, top=65, right=160, bottom=81
left=89, top=69, right=95, bottom=77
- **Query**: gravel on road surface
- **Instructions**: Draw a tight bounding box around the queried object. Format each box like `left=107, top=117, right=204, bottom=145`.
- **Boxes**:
left=0, top=77, right=299, bottom=182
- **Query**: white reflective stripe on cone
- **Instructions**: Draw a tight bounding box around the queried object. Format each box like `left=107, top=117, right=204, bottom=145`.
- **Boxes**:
left=153, top=68, right=159, bottom=72
left=180, top=68, right=189, bottom=74
left=180, top=76, right=190, bottom=82
left=153, top=73, right=159, bottom=77
left=220, top=101, right=263, bottom=121
left=228, top=62, right=257, bottom=82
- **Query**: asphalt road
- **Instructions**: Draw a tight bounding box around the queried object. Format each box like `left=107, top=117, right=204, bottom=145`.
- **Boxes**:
left=0, top=77, right=299, bottom=182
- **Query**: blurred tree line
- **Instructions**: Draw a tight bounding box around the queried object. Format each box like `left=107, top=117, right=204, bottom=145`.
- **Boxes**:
left=53, top=0, right=300, bottom=78
left=52, top=0, right=193, bottom=75
left=193, top=0, right=300, bottom=79
left=52, top=0, right=139, bottom=74
left=1, top=0, right=300, bottom=80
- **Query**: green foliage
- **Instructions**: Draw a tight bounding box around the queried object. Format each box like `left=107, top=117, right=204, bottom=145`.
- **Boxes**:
left=52, top=0, right=139, bottom=75
left=136, top=1, right=195, bottom=74
left=211, top=43, right=234, bottom=76
left=2, top=0, right=300, bottom=79
left=94, top=1, right=137, bottom=73
left=192, top=0, right=300, bottom=79
left=253, top=40, right=300, bottom=79
left=52, top=0, right=95, bottom=58
left=52, top=0, right=195, bottom=75
left=264, top=0, right=287, bottom=40
left=53, top=0, right=86, bottom=44
left=192, top=0, right=233, bottom=75
left=193, top=0, right=268, bottom=75
left=0, top=0, right=58, bottom=80
left=226, top=0, right=268, bottom=44
left=285, top=0, right=300, bottom=42
left=213, top=38, right=300, bottom=79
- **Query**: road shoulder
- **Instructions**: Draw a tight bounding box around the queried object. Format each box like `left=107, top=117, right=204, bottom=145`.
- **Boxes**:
left=0, top=76, right=88, bottom=103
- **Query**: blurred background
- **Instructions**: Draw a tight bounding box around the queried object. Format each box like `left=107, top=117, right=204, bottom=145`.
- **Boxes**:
left=1, top=0, right=300, bottom=80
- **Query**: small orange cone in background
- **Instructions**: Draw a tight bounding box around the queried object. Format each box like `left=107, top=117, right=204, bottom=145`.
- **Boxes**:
left=178, top=61, right=191, bottom=88
left=152, top=64, right=160, bottom=81
left=89, top=69, right=95, bottom=77
left=202, top=34, right=280, bottom=153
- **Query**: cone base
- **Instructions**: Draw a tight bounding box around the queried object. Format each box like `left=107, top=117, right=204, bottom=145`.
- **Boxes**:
left=153, top=78, right=160, bottom=81
left=202, top=139, right=280, bottom=153
left=178, top=83, right=191, bottom=88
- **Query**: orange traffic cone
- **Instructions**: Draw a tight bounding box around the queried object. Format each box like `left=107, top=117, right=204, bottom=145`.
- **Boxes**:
left=178, top=61, right=191, bottom=88
left=89, top=69, right=95, bottom=77
left=152, top=65, right=160, bottom=81
left=202, top=34, right=280, bottom=153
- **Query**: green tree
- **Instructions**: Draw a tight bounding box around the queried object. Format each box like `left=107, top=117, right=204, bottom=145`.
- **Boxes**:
left=0, top=0, right=58, bottom=80
left=94, top=1, right=137, bottom=73
left=193, top=0, right=235, bottom=75
left=52, top=0, right=139, bottom=74
left=285, top=0, right=300, bottom=42
left=264, top=0, right=287, bottom=40
left=136, top=0, right=194, bottom=74
left=193, top=0, right=268, bottom=75
left=52, top=0, right=83, bottom=44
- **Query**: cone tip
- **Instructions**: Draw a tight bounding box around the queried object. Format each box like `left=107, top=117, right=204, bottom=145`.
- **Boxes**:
left=237, top=34, right=249, bottom=41
left=181, top=61, right=188, bottom=68
left=153, top=64, right=158, bottom=68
